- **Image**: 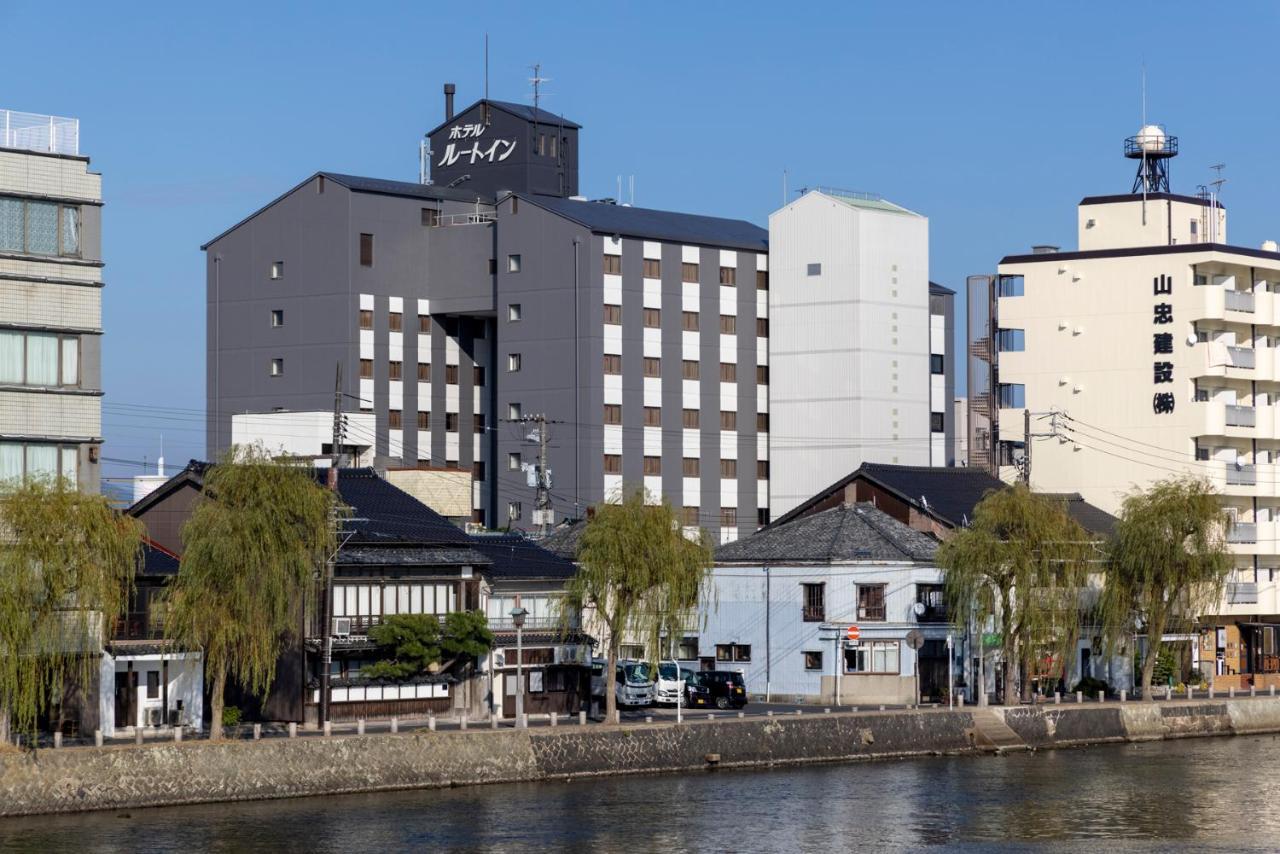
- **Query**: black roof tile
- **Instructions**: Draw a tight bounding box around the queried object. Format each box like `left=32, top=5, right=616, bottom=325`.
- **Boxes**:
left=468, top=533, right=579, bottom=580
left=716, top=502, right=938, bottom=564
left=521, top=195, right=768, bottom=252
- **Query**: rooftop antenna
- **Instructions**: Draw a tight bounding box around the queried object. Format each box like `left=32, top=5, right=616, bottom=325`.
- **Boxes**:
left=1124, top=67, right=1177, bottom=223
left=782, top=169, right=788, bottom=206
left=1209, top=163, right=1226, bottom=243
left=484, top=34, right=489, bottom=102
left=629, top=175, right=635, bottom=206
left=529, top=62, right=549, bottom=112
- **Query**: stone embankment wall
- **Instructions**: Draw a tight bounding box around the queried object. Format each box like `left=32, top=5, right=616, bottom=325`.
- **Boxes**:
left=4, top=697, right=1280, bottom=818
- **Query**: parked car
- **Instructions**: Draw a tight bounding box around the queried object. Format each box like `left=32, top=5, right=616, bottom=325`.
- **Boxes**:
left=590, top=658, right=655, bottom=708
left=685, top=670, right=747, bottom=710
left=655, top=662, right=696, bottom=706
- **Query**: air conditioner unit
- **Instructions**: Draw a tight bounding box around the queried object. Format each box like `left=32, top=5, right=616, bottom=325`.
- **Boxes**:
left=333, top=617, right=352, bottom=638
left=147, top=708, right=163, bottom=727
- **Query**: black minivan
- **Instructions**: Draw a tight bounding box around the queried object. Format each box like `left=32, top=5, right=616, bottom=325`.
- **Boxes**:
left=685, top=670, right=747, bottom=710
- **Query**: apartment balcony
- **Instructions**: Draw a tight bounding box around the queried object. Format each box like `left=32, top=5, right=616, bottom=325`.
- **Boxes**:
left=1227, top=521, right=1280, bottom=556
left=1191, top=400, right=1259, bottom=440
left=1193, top=341, right=1258, bottom=382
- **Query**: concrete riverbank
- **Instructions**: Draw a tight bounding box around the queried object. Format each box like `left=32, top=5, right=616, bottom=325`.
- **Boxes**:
left=5, top=696, right=1280, bottom=817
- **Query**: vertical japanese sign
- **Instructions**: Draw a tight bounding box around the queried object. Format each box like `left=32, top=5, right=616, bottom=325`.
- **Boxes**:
left=1153, top=274, right=1174, bottom=414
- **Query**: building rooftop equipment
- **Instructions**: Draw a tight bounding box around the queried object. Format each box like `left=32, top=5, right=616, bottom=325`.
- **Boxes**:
left=0, top=109, right=79, bottom=156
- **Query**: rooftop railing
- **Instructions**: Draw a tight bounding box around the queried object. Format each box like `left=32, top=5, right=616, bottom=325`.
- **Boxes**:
left=1, top=109, right=79, bottom=156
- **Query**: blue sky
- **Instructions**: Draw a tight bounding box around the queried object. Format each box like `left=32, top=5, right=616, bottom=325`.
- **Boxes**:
left=5, top=1, right=1278, bottom=490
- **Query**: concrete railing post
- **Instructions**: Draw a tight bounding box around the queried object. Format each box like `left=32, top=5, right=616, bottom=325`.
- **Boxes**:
left=1272, top=684, right=1277, bottom=697
left=879, top=705, right=886, bottom=711
left=1097, top=690, right=1105, bottom=703
left=357, top=719, right=365, bottom=736
left=1053, top=692, right=1061, bottom=705
left=958, top=694, right=965, bottom=708
left=94, top=729, right=103, bottom=747
left=53, top=731, right=62, bottom=749
left=738, top=711, right=745, bottom=719
left=288, top=722, right=297, bottom=738
left=490, top=714, right=498, bottom=729
left=460, top=716, right=468, bottom=731
left=795, top=709, right=803, bottom=716
left=253, top=723, right=261, bottom=740
left=323, top=720, right=332, bottom=737
left=1120, top=690, right=1127, bottom=703
left=766, top=710, right=774, bottom=717
left=579, top=710, right=587, bottom=726
left=1076, top=691, right=1083, bottom=704
left=824, top=708, right=832, bottom=714
left=428, top=714, right=436, bottom=732
left=1229, top=687, right=1236, bottom=699
left=550, top=712, right=558, bottom=727
left=707, top=713, right=715, bottom=721
left=175, top=726, right=183, bottom=743
left=391, top=716, right=399, bottom=734
left=1208, top=686, right=1215, bottom=699
left=135, top=728, right=143, bottom=746
left=1251, top=685, right=1257, bottom=698
left=1166, top=686, right=1172, bottom=701
left=521, top=713, right=528, bottom=729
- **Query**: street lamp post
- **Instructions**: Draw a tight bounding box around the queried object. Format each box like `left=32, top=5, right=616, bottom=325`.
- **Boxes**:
left=510, top=607, right=528, bottom=727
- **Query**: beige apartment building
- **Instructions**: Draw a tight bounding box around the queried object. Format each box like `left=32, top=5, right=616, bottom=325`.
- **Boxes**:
left=970, top=128, right=1280, bottom=689
left=0, top=109, right=102, bottom=491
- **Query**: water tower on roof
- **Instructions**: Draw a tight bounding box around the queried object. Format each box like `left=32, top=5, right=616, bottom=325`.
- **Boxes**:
left=1124, top=124, right=1178, bottom=194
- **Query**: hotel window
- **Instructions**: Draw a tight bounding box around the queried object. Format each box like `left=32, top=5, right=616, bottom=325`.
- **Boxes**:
left=603, top=254, right=622, bottom=275
left=603, top=354, right=622, bottom=375
left=845, top=641, right=900, bottom=675
left=682, top=311, right=699, bottom=331
left=998, top=383, right=1026, bottom=408
left=643, top=456, right=662, bottom=475
left=508, top=403, right=522, bottom=419
left=422, top=208, right=439, bottom=227
left=0, top=442, right=79, bottom=485
left=719, top=363, right=736, bottom=382
left=997, top=275, right=1024, bottom=297
left=388, top=409, right=403, bottom=429
left=719, top=315, right=736, bottom=334
left=757, top=460, right=770, bottom=479
left=715, top=643, right=750, bottom=662
left=802, top=583, right=825, bottom=622
left=603, top=404, right=622, bottom=425
left=270, top=309, right=284, bottom=327
left=643, top=406, right=662, bottom=427
left=756, top=413, right=769, bottom=431
left=682, top=506, right=699, bottom=526
left=508, top=303, right=522, bottom=322
left=446, top=364, right=459, bottom=384
left=682, top=360, right=700, bottom=380
left=643, top=357, right=661, bottom=378
left=0, top=331, right=80, bottom=388
left=604, top=304, right=622, bottom=325
left=388, top=361, right=403, bottom=380
left=508, top=502, right=522, bottom=521
left=756, top=318, right=769, bottom=337
left=756, top=270, right=769, bottom=290
left=473, top=461, right=485, bottom=482
left=416, top=411, right=429, bottom=429
left=719, top=267, right=736, bottom=286
left=474, top=413, right=486, bottom=435
left=682, top=262, right=699, bottom=282
left=359, top=233, right=374, bottom=267
left=682, top=457, right=700, bottom=477
left=419, top=314, right=431, bottom=333
left=507, top=254, right=522, bottom=273
left=757, top=508, right=770, bottom=527
left=0, top=197, right=80, bottom=257
left=389, top=312, right=403, bottom=332
left=445, top=413, right=459, bottom=432
left=360, top=359, right=373, bottom=379
left=643, top=308, right=661, bottom=328
left=359, top=309, right=373, bottom=330
left=720, top=459, right=737, bottom=478
left=720, top=411, right=737, bottom=430
left=508, top=452, right=521, bottom=471
left=417, top=363, right=430, bottom=381
left=643, top=258, right=661, bottom=278
left=803, top=651, right=823, bottom=671
left=682, top=409, right=700, bottom=429
left=857, top=584, right=887, bottom=621
left=807, top=263, right=821, bottom=276
left=270, top=262, right=283, bottom=280
left=720, top=507, right=737, bottom=528
left=508, top=353, right=522, bottom=372
left=270, top=358, right=284, bottom=377
left=997, top=329, right=1025, bottom=352
left=603, top=454, right=622, bottom=474
left=474, top=366, right=485, bottom=386
left=757, top=365, right=769, bottom=384
left=930, top=354, right=945, bottom=374
left=931, top=412, right=945, bottom=433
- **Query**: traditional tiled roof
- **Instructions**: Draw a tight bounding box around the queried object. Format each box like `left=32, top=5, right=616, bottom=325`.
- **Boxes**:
left=716, top=502, right=938, bottom=564
left=468, top=532, right=579, bottom=580
left=536, top=519, right=587, bottom=560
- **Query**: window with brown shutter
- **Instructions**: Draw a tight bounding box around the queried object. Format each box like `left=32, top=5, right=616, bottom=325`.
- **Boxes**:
left=643, top=456, right=662, bottom=475
left=604, top=304, right=622, bottom=325
left=682, top=506, right=699, bottom=526
left=682, top=409, right=700, bottom=429
left=719, top=267, right=736, bottom=285
left=643, top=308, right=661, bottom=328
left=603, top=454, right=622, bottom=474
left=445, top=413, right=459, bottom=432
left=359, top=310, right=373, bottom=330
left=682, top=360, right=700, bottom=380
left=603, top=354, right=622, bottom=375
left=756, top=318, right=769, bottom=337
left=802, top=583, right=825, bottom=622
left=359, top=359, right=373, bottom=379
left=388, top=409, right=402, bottom=429
left=417, top=363, right=430, bottom=382
left=360, top=233, right=374, bottom=267
left=603, top=254, right=621, bottom=275
left=682, top=311, right=699, bottom=331
left=720, top=315, right=737, bottom=334
left=720, top=459, right=737, bottom=478
left=757, top=460, right=770, bottom=479
left=643, top=357, right=661, bottom=378
left=446, top=365, right=459, bottom=384
left=720, top=411, right=737, bottom=430
left=417, top=411, right=429, bottom=429
left=388, top=361, right=403, bottom=380
left=643, top=406, right=661, bottom=426
left=473, top=366, right=485, bottom=386
left=720, top=508, right=737, bottom=527
left=719, top=363, right=736, bottom=382
left=643, top=258, right=661, bottom=278
left=858, top=585, right=887, bottom=621
left=418, top=314, right=431, bottom=333
left=756, top=270, right=769, bottom=290
left=757, top=412, right=770, bottom=431
left=757, top=365, right=769, bottom=384
left=682, top=458, right=700, bottom=477
left=603, top=404, right=622, bottom=425
left=389, top=312, right=403, bottom=332
left=682, top=262, right=699, bottom=283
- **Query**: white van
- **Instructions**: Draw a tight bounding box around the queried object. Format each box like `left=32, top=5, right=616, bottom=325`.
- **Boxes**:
left=590, top=658, right=655, bottom=708
left=655, top=662, right=695, bottom=706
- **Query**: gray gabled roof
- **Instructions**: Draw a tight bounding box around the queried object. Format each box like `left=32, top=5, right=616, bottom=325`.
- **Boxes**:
left=537, top=519, right=587, bottom=560
left=521, top=194, right=768, bottom=253
left=716, top=502, right=938, bottom=564
left=425, top=99, right=581, bottom=138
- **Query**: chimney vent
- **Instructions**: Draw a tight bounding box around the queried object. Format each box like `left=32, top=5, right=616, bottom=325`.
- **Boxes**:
left=1031, top=244, right=1060, bottom=255
left=443, top=83, right=456, bottom=122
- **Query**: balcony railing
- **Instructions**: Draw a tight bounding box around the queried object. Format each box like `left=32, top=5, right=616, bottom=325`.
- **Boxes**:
left=802, top=605, right=826, bottom=623
left=1, top=109, right=79, bottom=155
left=1227, top=463, right=1257, bottom=486
left=1226, top=404, right=1257, bottom=427
left=1226, top=290, right=1256, bottom=313
left=1228, top=523, right=1259, bottom=544
left=112, top=612, right=166, bottom=641
left=1227, top=346, right=1256, bottom=369
left=917, top=604, right=949, bottom=623
left=1228, top=582, right=1259, bottom=605
left=432, top=212, right=496, bottom=227
left=487, top=615, right=577, bottom=631
left=857, top=604, right=886, bottom=622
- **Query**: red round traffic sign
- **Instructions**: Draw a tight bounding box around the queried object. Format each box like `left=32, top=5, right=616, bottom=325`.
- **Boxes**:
left=846, top=625, right=860, bottom=641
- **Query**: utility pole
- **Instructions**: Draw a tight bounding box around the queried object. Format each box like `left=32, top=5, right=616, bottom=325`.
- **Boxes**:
left=504, top=413, right=560, bottom=535
left=320, top=362, right=344, bottom=728
left=1020, top=410, right=1061, bottom=486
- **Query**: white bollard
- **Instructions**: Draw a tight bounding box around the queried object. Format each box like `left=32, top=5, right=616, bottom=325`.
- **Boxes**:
left=1165, top=686, right=1172, bottom=701
left=958, top=695, right=965, bottom=708
left=1209, top=687, right=1215, bottom=699
left=175, top=726, right=183, bottom=743
left=1272, top=685, right=1277, bottom=697
left=579, top=711, right=587, bottom=726
left=1251, top=686, right=1257, bottom=698
left=94, top=729, right=103, bottom=747
left=490, top=715, right=498, bottom=730
left=550, top=712, right=558, bottom=727
left=766, top=710, right=774, bottom=717
left=1076, top=691, right=1083, bottom=704
left=521, top=713, right=528, bottom=729
left=879, top=705, right=885, bottom=711
left=795, top=709, right=802, bottom=716
left=428, top=715, right=436, bottom=732
left=253, top=723, right=261, bottom=740
left=979, top=691, right=988, bottom=707
left=644, top=715, right=652, bottom=724
left=135, top=728, right=143, bottom=746
left=1053, top=692, right=1061, bottom=705
left=391, top=716, right=399, bottom=734
left=707, top=713, right=715, bottom=720
left=357, top=719, right=365, bottom=735
left=824, top=708, right=832, bottom=714
left=1229, top=687, right=1236, bottom=699
left=737, top=711, right=745, bottom=719
left=460, top=716, right=468, bottom=731
left=53, top=731, right=62, bottom=749
left=1120, top=690, right=1127, bottom=703
left=323, top=720, right=332, bottom=737
left=1097, top=690, right=1105, bottom=703
left=288, top=722, right=297, bottom=738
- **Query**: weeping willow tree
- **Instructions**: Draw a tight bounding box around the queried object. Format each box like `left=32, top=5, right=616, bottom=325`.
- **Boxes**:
left=0, top=479, right=143, bottom=744
left=166, top=446, right=334, bottom=739
left=1100, top=477, right=1230, bottom=700
left=939, top=484, right=1095, bottom=705
left=563, top=488, right=713, bottom=724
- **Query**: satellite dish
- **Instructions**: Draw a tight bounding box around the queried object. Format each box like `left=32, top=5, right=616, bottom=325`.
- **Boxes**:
left=1186, top=333, right=1197, bottom=347
left=912, top=602, right=926, bottom=616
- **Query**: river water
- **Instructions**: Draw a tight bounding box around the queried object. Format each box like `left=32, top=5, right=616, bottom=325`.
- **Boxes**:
left=3, top=734, right=1280, bottom=852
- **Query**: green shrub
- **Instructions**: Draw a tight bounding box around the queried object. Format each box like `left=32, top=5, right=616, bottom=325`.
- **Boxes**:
left=221, top=706, right=242, bottom=727
left=1071, top=676, right=1111, bottom=697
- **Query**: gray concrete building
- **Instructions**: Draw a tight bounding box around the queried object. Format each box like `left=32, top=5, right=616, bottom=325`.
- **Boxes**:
left=204, top=92, right=769, bottom=541
left=0, top=109, right=103, bottom=491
